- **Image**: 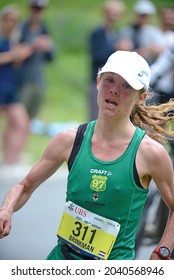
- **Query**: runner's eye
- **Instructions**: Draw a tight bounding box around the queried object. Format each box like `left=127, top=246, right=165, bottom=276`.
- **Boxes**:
left=122, top=82, right=132, bottom=89
left=105, top=77, right=114, bottom=84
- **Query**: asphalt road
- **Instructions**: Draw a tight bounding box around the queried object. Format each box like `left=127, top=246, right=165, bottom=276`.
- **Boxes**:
left=0, top=166, right=155, bottom=260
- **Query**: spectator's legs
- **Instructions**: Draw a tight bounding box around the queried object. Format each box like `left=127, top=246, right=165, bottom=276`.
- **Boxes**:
left=2, top=103, right=29, bottom=164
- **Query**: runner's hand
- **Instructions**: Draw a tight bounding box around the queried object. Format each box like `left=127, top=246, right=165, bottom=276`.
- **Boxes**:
left=0, top=208, right=12, bottom=239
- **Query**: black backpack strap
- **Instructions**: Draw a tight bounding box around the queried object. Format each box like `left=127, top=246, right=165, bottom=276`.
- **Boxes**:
left=68, top=123, right=88, bottom=171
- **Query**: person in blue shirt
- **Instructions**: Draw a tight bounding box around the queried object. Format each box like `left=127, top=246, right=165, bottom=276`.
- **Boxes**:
left=17, top=0, right=55, bottom=119
left=0, top=5, right=32, bottom=173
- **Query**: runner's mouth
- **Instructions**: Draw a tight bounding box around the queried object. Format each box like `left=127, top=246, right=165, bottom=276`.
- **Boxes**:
left=106, top=99, right=118, bottom=107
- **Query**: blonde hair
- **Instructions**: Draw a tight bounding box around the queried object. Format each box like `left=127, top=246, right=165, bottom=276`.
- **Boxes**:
left=0, top=5, right=20, bottom=20
left=130, top=93, right=174, bottom=143
left=0, top=5, right=20, bottom=45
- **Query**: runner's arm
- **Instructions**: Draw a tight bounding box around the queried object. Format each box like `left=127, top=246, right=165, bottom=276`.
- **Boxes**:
left=0, top=128, right=76, bottom=238
left=146, top=142, right=174, bottom=259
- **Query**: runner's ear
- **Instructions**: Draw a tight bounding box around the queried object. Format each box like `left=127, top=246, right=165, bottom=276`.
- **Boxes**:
left=138, top=91, right=147, bottom=104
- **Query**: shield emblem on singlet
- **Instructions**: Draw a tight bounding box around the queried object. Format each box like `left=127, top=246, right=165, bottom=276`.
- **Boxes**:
left=90, top=175, right=108, bottom=192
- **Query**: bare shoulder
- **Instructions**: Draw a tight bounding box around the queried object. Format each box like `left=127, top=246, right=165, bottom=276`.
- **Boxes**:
left=140, top=134, right=170, bottom=162
left=139, top=134, right=173, bottom=177
left=135, top=134, right=174, bottom=190
left=43, top=127, right=78, bottom=162
left=53, top=127, right=77, bottom=146
left=139, top=136, right=174, bottom=210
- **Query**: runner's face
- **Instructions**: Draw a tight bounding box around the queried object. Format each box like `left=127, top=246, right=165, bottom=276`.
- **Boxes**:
left=97, top=73, right=142, bottom=119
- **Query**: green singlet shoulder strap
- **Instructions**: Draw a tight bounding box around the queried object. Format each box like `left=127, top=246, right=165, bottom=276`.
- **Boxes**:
left=68, top=123, right=88, bottom=171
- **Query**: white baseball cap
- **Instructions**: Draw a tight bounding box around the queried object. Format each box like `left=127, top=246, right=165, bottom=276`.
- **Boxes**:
left=133, top=0, right=156, bottom=15
left=28, top=0, right=49, bottom=7
left=98, top=50, right=151, bottom=90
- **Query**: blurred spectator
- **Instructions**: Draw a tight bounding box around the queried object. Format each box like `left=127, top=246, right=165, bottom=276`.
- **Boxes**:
left=0, top=5, right=32, bottom=172
left=17, top=0, right=56, bottom=120
left=150, top=6, right=174, bottom=105
left=150, top=44, right=174, bottom=152
left=150, top=45, right=174, bottom=94
left=88, top=0, right=125, bottom=120
left=118, top=0, right=165, bottom=65
left=160, top=6, right=174, bottom=35
left=144, top=45, right=174, bottom=253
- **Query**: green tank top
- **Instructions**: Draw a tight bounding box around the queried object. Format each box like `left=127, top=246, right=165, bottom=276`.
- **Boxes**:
left=64, top=121, right=148, bottom=259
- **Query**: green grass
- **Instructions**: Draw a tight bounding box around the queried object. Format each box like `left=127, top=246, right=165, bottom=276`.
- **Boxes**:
left=26, top=51, right=90, bottom=161
left=1, top=0, right=174, bottom=162
left=39, top=51, right=89, bottom=122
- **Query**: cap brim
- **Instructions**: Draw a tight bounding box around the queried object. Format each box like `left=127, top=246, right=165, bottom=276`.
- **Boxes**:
left=98, top=67, right=144, bottom=90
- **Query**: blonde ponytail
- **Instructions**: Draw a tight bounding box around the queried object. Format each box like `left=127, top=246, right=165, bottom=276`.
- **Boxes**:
left=130, top=99, right=174, bottom=143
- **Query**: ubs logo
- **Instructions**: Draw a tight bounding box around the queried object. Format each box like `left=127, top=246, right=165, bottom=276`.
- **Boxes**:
left=75, top=206, right=87, bottom=217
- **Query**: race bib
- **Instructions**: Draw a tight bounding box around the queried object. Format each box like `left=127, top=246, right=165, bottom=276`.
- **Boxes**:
left=57, top=201, right=120, bottom=260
